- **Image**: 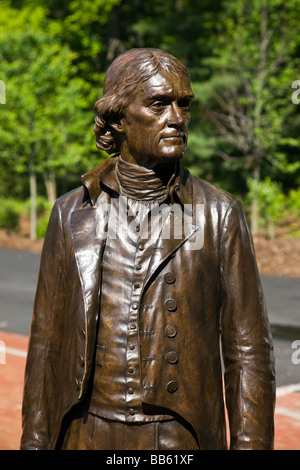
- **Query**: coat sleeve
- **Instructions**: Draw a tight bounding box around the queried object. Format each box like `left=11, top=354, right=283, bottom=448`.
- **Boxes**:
left=20, top=200, right=66, bottom=450
left=220, top=198, right=276, bottom=450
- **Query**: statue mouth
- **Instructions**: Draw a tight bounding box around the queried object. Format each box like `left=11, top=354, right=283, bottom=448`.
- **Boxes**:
left=161, top=133, right=186, bottom=143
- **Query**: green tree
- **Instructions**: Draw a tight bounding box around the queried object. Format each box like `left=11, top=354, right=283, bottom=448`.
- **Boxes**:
left=4, top=0, right=227, bottom=186
left=2, top=0, right=300, bottom=241
left=199, top=0, right=300, bottom=232
left=246, top=177, right=285, bottom=239
left=0, top=3, right=100, bottom=238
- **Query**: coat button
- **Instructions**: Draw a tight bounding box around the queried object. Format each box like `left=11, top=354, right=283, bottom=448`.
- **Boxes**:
left=164, top=298, right=177, bottom=311
left=167, top=380, right=178, bottom=393
left=167, top=351, right=178, bottom=364
left=165, top=324, right=177, bottom=338
left=164, top=272, right=176, bottom=284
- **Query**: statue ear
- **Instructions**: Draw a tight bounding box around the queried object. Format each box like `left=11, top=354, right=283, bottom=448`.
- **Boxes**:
left=110, top=118, right=124, bottom=133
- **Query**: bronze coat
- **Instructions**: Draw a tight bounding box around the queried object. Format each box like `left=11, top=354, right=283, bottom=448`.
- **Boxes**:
left=20, top=157, right=275, bottom=450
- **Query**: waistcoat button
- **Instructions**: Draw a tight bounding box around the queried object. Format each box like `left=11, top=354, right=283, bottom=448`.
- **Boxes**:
left=167, top=380, right=178, bottom=393
left=165, top=325, right=177, bottom=338
left=164, top=298, right=177, bottom=311
left=164, top=272, right=176, bottom=284
left=167, top=351, right=178, bottom=364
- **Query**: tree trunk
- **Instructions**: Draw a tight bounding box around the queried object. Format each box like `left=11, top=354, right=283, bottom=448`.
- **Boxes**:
left=29, top=160, right=37, bottom=241
left=250, top=159, right=260, bottom=235
left=45, top=171, right=57, bottom=206
left=106, top=5, right=124, bottom=63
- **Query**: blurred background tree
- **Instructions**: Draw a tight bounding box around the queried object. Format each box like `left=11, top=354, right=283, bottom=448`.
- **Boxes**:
left=0, top=0, right=299, bottom=239
left=199, top=0, right=300, bottom=233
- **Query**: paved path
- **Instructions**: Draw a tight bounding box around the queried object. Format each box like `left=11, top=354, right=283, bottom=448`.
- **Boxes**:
left=0, top=249, right=40, bottom=336
left=262, top=275, right=300, bottom=328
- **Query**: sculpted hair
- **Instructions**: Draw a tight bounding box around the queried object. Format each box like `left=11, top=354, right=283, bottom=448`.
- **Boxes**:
left=93, top=48, right=190, bottom=154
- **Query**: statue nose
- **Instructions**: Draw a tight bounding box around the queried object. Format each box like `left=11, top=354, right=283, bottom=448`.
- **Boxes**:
left=168, top=103, right=184, bottom=127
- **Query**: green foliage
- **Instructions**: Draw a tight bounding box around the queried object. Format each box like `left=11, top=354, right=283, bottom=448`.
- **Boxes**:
left=36, top=210, right=52, bottom=238
left=0, top=195, right=52, bottom=238
left=0, top=3, right=106, bottom=198
left=22, top=197, right=52, bottom=218
left=0, top=0, right=300, bottom=239
left=246, top=177, right=286, bottom=238
left=0, top=198, right=23, bottom=233
left=286, top=188, right=300, bottom=219
left=22, top=197, right=52, bottom=238
left=35, top=197, right=52, bottom=239
left=198, top=0, right=300, bottom=187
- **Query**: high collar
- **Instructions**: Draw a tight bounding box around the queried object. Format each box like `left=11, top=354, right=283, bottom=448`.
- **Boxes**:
left=81, top=155, right=193, bottom=207
left=116, top=157, right=176, bottom=203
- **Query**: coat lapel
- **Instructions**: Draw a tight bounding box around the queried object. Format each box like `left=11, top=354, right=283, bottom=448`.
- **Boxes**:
left=71, top=157, right=118, bottom=311
left=71, top=192, right=110, bottom=306
left=70, top=191, right=110, bottom=396
left=143, top=198, right=199, bottom=289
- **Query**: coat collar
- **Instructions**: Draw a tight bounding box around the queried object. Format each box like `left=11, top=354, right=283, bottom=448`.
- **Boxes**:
left=81, top=155, right=193, bottom=207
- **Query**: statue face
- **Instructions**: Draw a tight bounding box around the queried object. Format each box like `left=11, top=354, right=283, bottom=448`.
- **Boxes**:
left=116, top=70, right=194, bottom=168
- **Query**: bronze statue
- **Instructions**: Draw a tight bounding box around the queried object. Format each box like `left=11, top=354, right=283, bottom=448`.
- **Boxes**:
left=20, top=48, right=275, bottom=450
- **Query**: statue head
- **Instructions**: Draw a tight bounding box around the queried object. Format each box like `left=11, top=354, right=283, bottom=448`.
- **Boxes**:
left=93, top=48, right=192, bottom=156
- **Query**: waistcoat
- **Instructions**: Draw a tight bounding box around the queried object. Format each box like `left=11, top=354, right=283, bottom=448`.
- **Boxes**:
left=88, top=193, right=174, bottom=422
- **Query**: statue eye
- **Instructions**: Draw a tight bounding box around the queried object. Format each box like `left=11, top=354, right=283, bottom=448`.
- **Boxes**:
left=178, top=99, right=191, bottom=111
left=151, top=101, right=166, bottom=110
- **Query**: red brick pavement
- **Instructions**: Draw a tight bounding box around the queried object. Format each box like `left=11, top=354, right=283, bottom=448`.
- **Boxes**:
left=1, top=331, right=299, bottom=451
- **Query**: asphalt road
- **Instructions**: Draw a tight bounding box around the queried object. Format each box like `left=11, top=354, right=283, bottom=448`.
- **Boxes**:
left=0, top=247, right=299, bottom=387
